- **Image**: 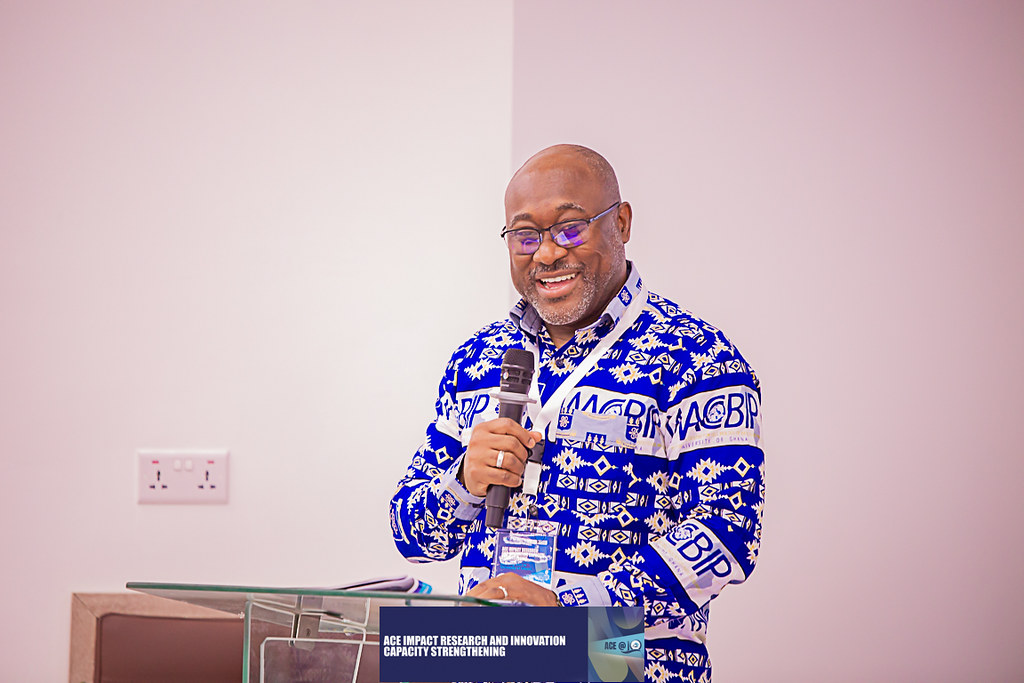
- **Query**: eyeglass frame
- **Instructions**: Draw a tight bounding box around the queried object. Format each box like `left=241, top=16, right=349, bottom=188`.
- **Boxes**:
left=499, top=201, right=621, bottom=255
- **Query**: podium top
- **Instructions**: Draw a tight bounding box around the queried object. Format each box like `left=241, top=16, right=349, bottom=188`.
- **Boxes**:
left=127, top=581, right=494, bottom=619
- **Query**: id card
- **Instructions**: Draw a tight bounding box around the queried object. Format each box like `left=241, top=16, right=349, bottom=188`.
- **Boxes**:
left=492, top=525, right=557, bottom=589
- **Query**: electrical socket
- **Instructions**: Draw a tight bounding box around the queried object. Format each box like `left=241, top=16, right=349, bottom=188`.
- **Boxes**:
left=137, top=450, right=229, bottom=504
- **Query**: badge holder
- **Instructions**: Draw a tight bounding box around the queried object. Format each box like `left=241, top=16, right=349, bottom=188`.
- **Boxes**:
left=492, top=521, right=557, bottom=590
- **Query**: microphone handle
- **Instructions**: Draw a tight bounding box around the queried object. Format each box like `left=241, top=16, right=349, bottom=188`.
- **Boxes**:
left=485, top=400, right=527, bottom=528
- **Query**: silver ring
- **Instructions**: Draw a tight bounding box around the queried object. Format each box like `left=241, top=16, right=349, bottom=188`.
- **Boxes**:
left=495, top=450, right=505, bottom=469
left=497, top=585, right=509, bottom=600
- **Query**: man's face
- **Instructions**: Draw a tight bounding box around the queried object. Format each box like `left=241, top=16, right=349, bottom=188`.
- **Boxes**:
left=504, top=153, right=631, bottom=332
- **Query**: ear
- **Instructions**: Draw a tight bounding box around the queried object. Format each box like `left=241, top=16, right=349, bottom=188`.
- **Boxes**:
left=616, top=201, right=632, bottom=244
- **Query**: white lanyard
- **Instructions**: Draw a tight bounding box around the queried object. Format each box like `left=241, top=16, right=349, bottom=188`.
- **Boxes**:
left=520, top=284, right=648, bottom=497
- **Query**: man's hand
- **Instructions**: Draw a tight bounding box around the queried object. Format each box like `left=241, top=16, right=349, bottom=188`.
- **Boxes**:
left=459, top=418, right=542, bottom=497
left=467, top=572, right=558, bottom=606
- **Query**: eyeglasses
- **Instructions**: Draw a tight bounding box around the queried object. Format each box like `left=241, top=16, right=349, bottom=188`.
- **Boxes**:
left=500, top=202, right=620, bottom=255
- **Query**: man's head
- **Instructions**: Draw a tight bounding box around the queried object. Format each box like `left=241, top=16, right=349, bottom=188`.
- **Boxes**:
left=503, top=144, right=632, bottom=340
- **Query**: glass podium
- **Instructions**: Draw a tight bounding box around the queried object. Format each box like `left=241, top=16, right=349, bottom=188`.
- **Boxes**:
left=127, top=581, right=494, bottom=683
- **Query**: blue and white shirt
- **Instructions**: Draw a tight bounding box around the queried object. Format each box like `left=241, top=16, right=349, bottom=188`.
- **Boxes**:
left=390, top=264, right=764, bottom=682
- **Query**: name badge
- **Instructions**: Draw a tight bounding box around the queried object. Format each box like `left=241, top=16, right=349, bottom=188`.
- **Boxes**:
left=492, top=524, right=557, bottom=589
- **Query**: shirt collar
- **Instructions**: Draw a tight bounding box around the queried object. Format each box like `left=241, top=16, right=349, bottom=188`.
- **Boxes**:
left=510, top=261, right=643, bottom=340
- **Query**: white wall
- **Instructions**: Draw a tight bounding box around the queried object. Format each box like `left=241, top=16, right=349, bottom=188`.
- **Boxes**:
left=512, top=1, right=1024, bottom=681
left=0, top=2, right=513, bottom=680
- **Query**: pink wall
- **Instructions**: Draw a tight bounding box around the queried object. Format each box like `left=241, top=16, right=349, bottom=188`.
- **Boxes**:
left=2, top=1, right=1022, bottom=680
left=512, top=1, right=1024, bottom=680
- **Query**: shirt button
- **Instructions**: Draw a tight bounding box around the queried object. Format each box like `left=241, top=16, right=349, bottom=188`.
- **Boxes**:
left=553, top=358, right=565, bottom=369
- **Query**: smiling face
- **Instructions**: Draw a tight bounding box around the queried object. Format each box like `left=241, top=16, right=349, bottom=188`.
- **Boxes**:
left=504, top=146, right=631, bottom=345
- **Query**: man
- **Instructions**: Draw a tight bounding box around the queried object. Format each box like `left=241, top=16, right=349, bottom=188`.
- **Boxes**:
left=390, top=144, right=764, bottom=682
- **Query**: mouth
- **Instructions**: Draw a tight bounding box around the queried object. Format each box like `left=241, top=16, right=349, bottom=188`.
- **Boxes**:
left=535, top=271, right=579, bottom=296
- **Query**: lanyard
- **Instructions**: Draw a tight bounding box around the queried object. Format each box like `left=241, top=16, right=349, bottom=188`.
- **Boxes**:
left=520, top=284, right=648, bottom=497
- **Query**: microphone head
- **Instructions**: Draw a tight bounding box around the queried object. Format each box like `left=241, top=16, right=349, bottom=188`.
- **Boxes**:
left=500, top=348, right=534, bottom=394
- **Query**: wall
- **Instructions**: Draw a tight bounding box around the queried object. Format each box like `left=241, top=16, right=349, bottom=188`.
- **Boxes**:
left=512, top=1, right=1024, bottom=681
left=0, top=2, right=513, bottom=680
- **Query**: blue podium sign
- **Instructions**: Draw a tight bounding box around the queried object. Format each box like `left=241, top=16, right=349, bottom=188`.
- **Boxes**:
left=380, top=606, right=643, bottom=682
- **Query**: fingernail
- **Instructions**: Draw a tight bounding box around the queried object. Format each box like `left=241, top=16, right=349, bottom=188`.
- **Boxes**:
left=528, top=438, right=535, bottom=447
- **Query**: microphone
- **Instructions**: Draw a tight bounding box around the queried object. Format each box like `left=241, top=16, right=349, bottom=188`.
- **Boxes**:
left=485, top=348, right=535, bottom=529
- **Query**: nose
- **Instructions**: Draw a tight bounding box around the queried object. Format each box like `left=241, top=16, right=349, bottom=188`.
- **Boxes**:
left=532, top=231, right=568, bottom=265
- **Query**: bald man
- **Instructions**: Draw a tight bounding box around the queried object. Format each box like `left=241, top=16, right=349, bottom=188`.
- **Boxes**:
left=391, top=145, right=765, bottom=683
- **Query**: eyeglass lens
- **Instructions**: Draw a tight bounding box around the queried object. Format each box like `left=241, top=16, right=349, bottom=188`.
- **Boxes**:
left=507, top=221, right=588, bottom=255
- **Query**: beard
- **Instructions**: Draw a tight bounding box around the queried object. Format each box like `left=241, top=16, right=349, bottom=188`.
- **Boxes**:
left=524, top=238, right=626, bottom=327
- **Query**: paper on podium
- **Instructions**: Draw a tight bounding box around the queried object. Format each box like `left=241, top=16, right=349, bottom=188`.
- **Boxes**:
left=316, top=575, right=433, bottom=594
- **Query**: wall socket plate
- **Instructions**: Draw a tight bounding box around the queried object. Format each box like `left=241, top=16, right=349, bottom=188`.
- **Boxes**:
left=137, top=450, right=229, bottom=504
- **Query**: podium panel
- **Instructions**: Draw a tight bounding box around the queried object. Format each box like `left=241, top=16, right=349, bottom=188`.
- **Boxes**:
left=127, top=582, right=491, bottom=683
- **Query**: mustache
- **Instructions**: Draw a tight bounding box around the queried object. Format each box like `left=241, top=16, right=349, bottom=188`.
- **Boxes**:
left=530, top=262, right=584, bottom=279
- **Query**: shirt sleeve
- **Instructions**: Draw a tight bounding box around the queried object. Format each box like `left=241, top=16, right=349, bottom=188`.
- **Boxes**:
left=589, top=351, right=765, bottom=628
left=389, top=346, right=485, bottom=563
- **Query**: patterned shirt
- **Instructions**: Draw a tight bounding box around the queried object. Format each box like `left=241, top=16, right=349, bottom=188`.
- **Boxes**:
left=390, top=263, right=765, bottom=683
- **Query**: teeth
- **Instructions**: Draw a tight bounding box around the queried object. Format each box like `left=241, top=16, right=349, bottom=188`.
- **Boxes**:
left=540, top=273, right=576, bottom=284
